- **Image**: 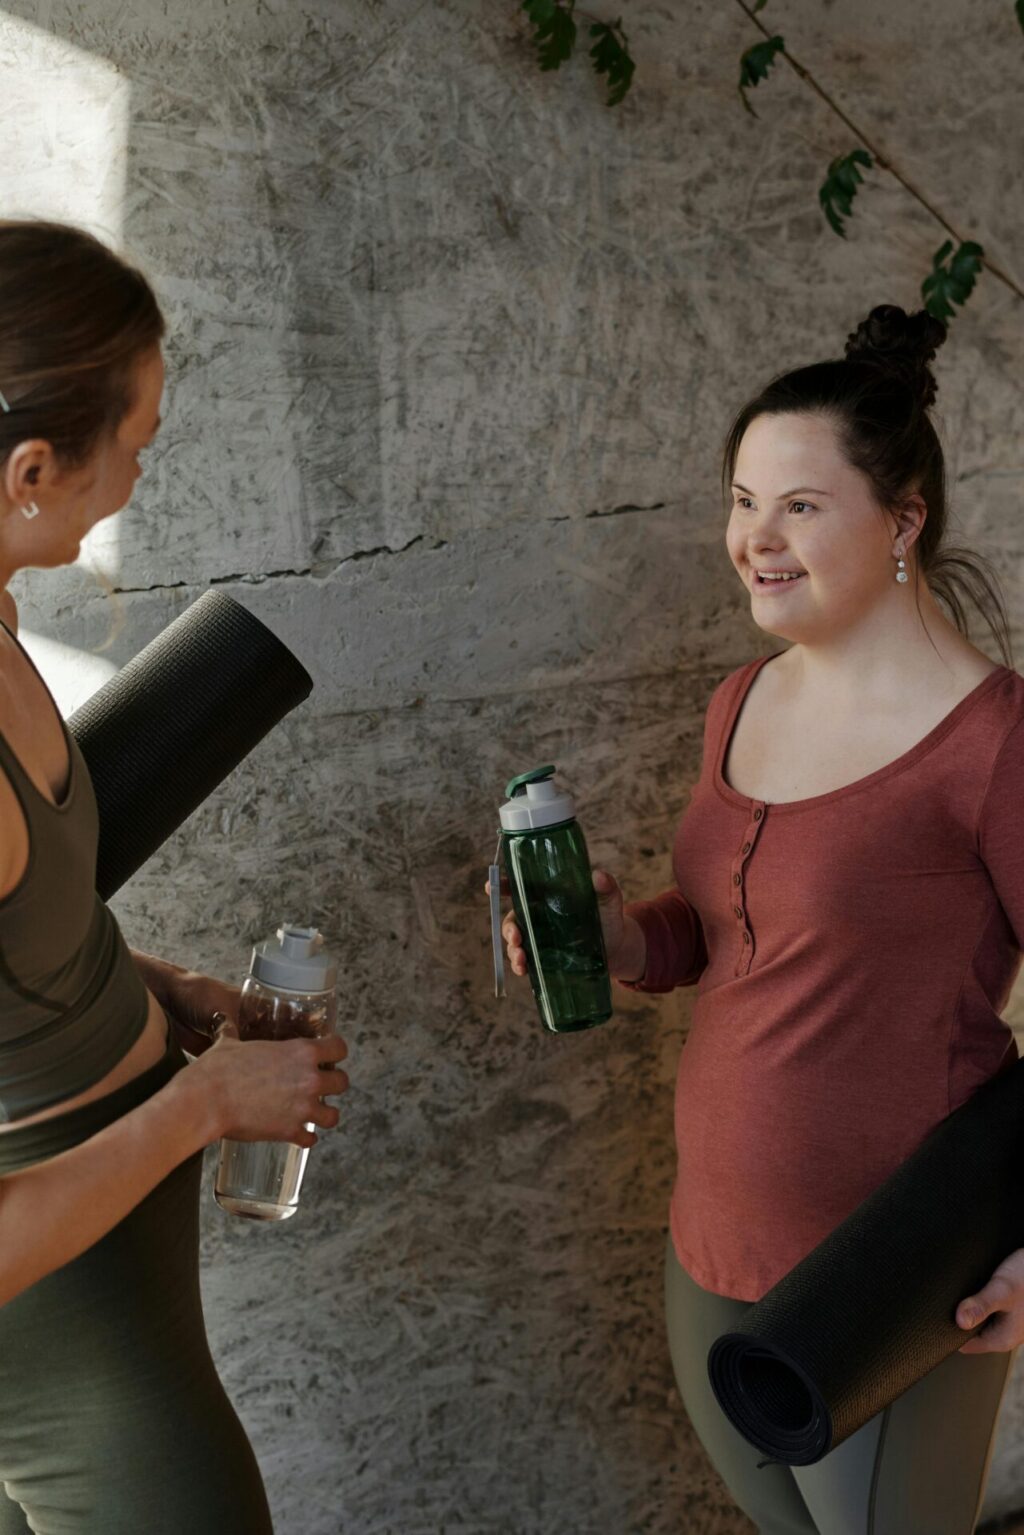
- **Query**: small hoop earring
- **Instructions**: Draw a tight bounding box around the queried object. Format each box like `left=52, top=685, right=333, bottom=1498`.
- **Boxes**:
left=20, top=502, right=39, bottom=520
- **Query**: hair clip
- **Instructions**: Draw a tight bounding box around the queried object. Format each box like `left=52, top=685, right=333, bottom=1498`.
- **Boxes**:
left=0, top=390, right=9, bottom=413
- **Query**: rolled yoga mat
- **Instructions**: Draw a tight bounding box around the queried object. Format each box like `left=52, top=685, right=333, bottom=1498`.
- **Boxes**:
left=706, top=1050, right=1024, bottom=1467
left=67, top=589, right=313, bottom=901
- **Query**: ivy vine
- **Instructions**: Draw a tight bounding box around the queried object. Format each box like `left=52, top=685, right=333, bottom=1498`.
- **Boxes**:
left=521, top=0, right=1024, bottom=324
left=522, top=1, right=634, bottom=104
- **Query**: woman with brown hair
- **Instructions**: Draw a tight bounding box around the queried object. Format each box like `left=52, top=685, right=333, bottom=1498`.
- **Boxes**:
left=495, top=305, right=1022, bottom=1533
left=0, top=218, right=349, bottom=1533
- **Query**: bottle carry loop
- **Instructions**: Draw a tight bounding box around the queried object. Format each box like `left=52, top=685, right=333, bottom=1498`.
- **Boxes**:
left=489, top=835, right=506, bottom=1000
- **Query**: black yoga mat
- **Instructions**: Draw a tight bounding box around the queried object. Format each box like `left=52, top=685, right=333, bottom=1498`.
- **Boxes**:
left=707, top=1050, right=1024, bottom=1466
left=67, top=590, right=313, bottom=900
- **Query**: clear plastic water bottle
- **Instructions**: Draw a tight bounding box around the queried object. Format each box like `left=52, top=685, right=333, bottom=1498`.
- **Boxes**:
left=214, top=924, right=338, bottom=1222
left=494, top=765, right=612, bottom=1033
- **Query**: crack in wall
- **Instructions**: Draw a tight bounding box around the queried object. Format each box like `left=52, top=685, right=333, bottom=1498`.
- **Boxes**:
left=110, top=566, right=317, bottom=595
left=586, top=501, right=666, bottom=518
left=109, top=533, right=443, bottom=594
left=106, top=504, right=673, bottom=596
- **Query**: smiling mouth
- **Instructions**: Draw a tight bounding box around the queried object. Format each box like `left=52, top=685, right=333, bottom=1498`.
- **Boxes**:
left=752, top=570, right=807, bottom=587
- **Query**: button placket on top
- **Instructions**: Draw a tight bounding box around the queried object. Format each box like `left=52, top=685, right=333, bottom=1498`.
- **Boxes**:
left=731, top=801, right=766, bottom=976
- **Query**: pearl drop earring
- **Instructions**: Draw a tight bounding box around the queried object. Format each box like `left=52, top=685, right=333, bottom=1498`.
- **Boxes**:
left=895, top=547, right=907, bottom=584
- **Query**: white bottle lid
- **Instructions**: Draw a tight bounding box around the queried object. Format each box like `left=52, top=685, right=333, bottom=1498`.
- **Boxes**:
left=250, top=924, right=337, bottom=993
left=498, top=766, right=576, bottom=832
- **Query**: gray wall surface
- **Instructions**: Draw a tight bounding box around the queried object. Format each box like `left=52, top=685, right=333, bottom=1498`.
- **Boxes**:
left=3, top=1, right=1024, bottom=1530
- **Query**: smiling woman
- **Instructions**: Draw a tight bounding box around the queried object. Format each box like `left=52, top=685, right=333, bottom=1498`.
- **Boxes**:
left=720, top=303, right=1014, bottom=671
left=598, top=302, right=1024, bottom=1535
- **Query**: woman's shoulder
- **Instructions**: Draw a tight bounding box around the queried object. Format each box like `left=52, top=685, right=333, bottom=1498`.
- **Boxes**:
left=982, top=666, right=1024, bottom=742
left=700, top=653, right=778, bottom=751
left=933, top=656, right=1024, bottom=798
left=708, top=651, right=780, bottom=709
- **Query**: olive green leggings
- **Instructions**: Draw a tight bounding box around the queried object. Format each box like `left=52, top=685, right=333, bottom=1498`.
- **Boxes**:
left=0, top=1038, right=273, bottom=1535
left=665, top=1232, right=1017, bottom=1535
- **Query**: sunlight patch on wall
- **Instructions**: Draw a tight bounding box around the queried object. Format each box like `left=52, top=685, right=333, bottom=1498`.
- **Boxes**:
left=18, top=627, right=118, bottom=717
left=0, top=12, right=130, bottom=240
left=0, top=10, right=132, bottom=685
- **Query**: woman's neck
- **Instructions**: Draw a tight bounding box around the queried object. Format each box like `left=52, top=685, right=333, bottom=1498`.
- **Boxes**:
left=783, top=588, right=989, bottom=706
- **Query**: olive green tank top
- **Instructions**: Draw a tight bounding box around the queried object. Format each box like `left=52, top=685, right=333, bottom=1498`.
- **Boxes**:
left=0, top=619, right=149, bottom=1122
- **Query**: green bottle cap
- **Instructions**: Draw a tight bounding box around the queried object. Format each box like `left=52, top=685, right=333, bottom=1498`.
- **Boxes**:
left=504, top=765, right=556, bottom=800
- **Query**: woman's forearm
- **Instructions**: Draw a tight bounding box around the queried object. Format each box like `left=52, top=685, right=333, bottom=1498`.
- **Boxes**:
left=129, top=947, right=187, bottom=1008
left=128, top=950, right=234, bottom=1056
left=0, top=1067, right=214, bottom=1309
left=615, top=914, right=648, bottom=983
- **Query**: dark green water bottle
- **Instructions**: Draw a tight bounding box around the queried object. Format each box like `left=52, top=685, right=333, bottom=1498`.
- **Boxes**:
left=496, top=765, right=612, bottom=1034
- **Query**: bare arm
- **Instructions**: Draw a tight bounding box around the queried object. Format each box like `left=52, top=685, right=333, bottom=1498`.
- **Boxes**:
left=130, top=947, right=184, bottom=1000
left=614, top=913, right=648, bottom=983
left=0, top=1028, right=348, bottom=1310
left=0, top=1062, right=211, bottom=1307
left=129, top=947, right=221, bottom=1055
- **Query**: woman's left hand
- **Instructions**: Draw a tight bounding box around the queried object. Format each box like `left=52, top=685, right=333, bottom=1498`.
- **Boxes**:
left=130, top=948, right=241, bottom=1057
left=956, top=1248, right=1024, bottom=1354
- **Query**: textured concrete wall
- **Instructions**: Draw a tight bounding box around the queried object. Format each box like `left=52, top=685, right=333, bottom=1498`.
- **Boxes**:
left=4, top=0, right=1024, bottom=1530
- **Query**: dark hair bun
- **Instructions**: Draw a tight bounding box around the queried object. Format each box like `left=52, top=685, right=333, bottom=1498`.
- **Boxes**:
left=843, top=303, right=947, bottom=409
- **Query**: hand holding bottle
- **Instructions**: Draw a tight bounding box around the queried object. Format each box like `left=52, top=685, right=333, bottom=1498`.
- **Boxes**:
left=184, top=1019, right=349, bottom=1150
left=204, top=925, right=344, bottom=1221
left=484, top=867, right=647, bottom=985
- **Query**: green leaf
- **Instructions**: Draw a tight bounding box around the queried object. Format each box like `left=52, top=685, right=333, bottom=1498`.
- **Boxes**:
left=738, top=35, right=785, bottom=117
left=818, top=148, right=873, bottom=237
left=523, top=0, right=577, bottom=71
left=1017, top=0, right=1024, bottom=34
left=921, top=239, right=985, bottom=322
left=753, top=0, right=769, bottom=10
left=588, top=20, right=636, bottom=106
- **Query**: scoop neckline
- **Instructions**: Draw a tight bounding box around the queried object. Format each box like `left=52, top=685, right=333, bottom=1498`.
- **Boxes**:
left=713, top=651, right=1011, bottom=814
left=0, top=618, right=77, bottom=814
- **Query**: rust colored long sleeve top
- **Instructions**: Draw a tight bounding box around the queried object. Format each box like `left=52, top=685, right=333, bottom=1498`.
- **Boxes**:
left=621, top=653, right=1024, bottom=1302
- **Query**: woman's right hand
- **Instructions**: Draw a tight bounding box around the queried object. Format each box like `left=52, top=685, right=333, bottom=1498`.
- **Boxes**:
left=483, top=868, right=647, bottom=984
left=187, top=1021, right=349, bottom=1149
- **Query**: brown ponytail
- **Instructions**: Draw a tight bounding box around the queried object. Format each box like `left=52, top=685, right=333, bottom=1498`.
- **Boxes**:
left=720, top=303, right=1015, bottom=670
left=0, top=219, right=165, bottom=472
